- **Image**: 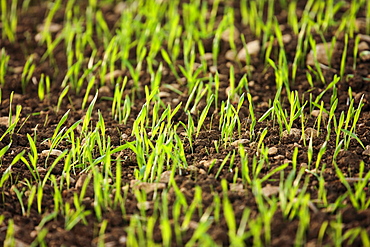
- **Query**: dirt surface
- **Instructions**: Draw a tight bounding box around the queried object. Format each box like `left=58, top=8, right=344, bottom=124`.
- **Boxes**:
left=1, top=0, right=370, bottom=246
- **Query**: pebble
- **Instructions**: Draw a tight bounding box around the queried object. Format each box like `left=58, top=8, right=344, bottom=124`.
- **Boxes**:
left=131, top=181, right=166, bottom=194
left=282, top=128, right=301, bottom=139
left=225, top=50, right=237, bottom=61
left=274, top=155, right=285, bottom=160
left=358, top=41, right=370, bottom=51
left=137, top=201, right=151, bottom=211
left=36, top=167, right=47, bottom=173
left=249, top=141, right=257, bottom=149
left=305, top=127, right=318, bottom=139
left=187, top=165, right=199, bottom=173
left=201, top=53, right=213, bottom=61
left=311, top=110, right=328, bottom=120
left=104, top=242, right=116, bottom=247
left=158, top=91, right=171, bottom=98
left=355, top=19, right=367, bottom=30
left=359, top=34, right=370, bottom=43
left=268, top=147, right=278, bottom=155
left=75, top=174, right=88, bottom=189
left=159, top=171, right=172, bottom=183
left=237, top=40, right=261, bottom=62
left=11, top=66, right=24, bottom=74
left=362, top=145, right=370, bottom=156
left=293, top=142, right=301, bottom=148
left=199, top=159, right=217, bottom=168
left=37, top=22, right=62, bottom=33
left=231, top=139, right=250, bottom=147
left=119, top=236, right=127, bottom=244
left=282, top=33, right=292, bottom=43
left=306, top=43, right=337, bottom=66
left=13, top=239, right=29, bottom=247
left=360, top=50, right=370, bottom=62
left=225, top=86, right=240, bottom=103
left=104, top=70, right=125, bottom=81
left=40, top=149, right=63, bottom=157
left=226, top=62, right=234, bottom=68
left=261, top=184, right=280, bottom=197
left=188, top=221, right=199, bottom=229
left=199, top=169, right=206, bottom=174
left=283, top=159, right=292, bottom=164
left=98, top=85, right=111, bottom=96
left=221, top=26, right=240, bottom=42
left=209, top=65, right=218, bottom=74
left=87, top=95, right=95, bottom=103
left=229, top=183, right=244, bottom=191
left=0, top=116, right=10, bottom=127
left=114, top=2, right=127, bottom=14
left=243, top=65, right=255, bottom=73
left=300, top=163, right=308, bottom=168
left=30, top=230, right=38, bottom=238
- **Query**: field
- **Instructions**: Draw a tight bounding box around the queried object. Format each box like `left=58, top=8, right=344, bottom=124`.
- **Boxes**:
left=1, top=0, right=370, bottom=246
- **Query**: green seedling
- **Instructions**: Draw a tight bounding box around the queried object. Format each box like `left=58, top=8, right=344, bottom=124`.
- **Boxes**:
left=334, top=160, right=370, bottom=210
left=39, top=0, right=62, bottom=44
left=352, top=34, right=361, bottom=70
left=64, top=194, right=91, bottom=230
left=21, top=55, right=36, bottom=94
left=30, top=228, right=48, bottom=247
left=12, top=187, right=26, bottom=216
left=0, top=150, right=24, bottom=188
left=196, top=94, right=214, bottom=137
left=1, top=0, right=17, bottom=42
left=340, top=34, right=349, bottom=80
left=0, top=48, right=10, bottom=86
left=252, top=179, right=278, bottom=246
left=315, top=141, right=327, bottom=171
left=160, top=189, right=172, bottom=247
left=0, top=142, right=11, bottom=163
left=4, top=219, right=15, bottom=246
left=56, top=85, right=70, bottom=113
left=307, top=37, right=325, bottom=84
left=81, top=91, right=98, bottom=135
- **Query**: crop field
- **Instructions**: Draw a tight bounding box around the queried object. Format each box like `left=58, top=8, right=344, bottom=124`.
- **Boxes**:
left=1, top=0, right=370, bottom=246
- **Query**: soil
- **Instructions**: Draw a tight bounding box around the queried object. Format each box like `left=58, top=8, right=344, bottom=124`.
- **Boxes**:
left=1, top=0, right=370, bottom=246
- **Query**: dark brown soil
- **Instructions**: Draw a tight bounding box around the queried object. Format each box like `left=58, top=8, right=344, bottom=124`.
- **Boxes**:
left=1, top=1, right=370, bottom=246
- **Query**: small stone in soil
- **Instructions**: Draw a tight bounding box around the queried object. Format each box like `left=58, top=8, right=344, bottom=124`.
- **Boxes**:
left=360, top=50, right=370, bottom=61
left=362, top=145, right=370, bottom=156
left=268, top=147, right=278, bottom=155
left=231, top=139, right=250, bottom=147
left=159, top=171, right=172, bottom=183
left=304, top=127, right=318, bottom=139
left=237, top=40, right=261, bottom=61
left=261, top=184, right=280, bottom=197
